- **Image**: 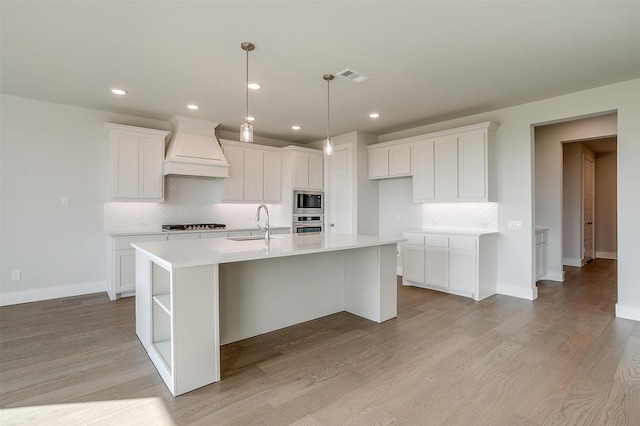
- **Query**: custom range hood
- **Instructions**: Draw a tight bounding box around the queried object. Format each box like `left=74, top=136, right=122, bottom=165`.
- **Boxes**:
left=163, top=115, right=229, bottom=178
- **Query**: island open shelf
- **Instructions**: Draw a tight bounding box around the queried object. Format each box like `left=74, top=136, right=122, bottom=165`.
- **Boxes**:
left=133, top=233, right=403, bottom=396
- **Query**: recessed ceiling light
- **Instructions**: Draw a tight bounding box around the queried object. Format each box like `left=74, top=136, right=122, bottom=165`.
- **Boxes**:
left=369, top=113, right=380, bottom=118
left=111, top=88, right=127, bottom=95
left=292, top=126, right=301, bottom=130
left=247, top=116, right=255, bottom=121
left=248, top=83, right=261, bottom=90
left=187, top=104, right=199, bottom=110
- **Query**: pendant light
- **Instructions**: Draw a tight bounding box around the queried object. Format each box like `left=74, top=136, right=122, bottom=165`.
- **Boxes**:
left=240, top=42, right=255, bottom=142
left=323, top=74, right=335, bottom=156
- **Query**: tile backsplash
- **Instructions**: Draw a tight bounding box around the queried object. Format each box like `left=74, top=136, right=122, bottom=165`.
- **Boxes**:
left=104, top=176, right=288, bottom=232
left=422, top=202, right=498, bottom=231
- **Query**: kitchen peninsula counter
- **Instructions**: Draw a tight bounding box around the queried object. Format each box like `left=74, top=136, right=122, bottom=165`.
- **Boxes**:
left=133, top=233, right=403, bottom=396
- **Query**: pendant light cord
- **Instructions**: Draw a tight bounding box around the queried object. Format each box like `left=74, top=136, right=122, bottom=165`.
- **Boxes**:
left=246, top=48, right=249, bottom=122
left=323, top=74, right=334, bottom=140
left=326, top=78, right=330, bottom=140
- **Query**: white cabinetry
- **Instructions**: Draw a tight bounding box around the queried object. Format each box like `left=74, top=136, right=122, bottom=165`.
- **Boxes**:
left=402, top=231, right=497, bottom=301
left=105, top=123, right=169, bottom=201
left=142, top=257, right=219, bottom=397
left=535, top=228, right=548, bottom=280
left=368, top=143, right=411, bottom=179
left=221, top=140, right=282, bottom=202
left=370, top=122, right=498, bottom=202
left=291, top=150, right=324, bottom=190
left=107, top=231, right=233, bottom=300
left=106, top=234, right=168, bottom=300
left=419, top=124, right=497, bottom=202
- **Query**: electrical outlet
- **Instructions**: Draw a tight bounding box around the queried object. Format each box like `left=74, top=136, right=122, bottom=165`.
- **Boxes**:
left=11, top=270, right=21, bottom=281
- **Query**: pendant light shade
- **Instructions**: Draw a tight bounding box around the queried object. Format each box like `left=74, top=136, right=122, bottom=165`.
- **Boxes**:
left=240, top=42, right=255, bottom=142
left=323, top=74, right=335, bottom=156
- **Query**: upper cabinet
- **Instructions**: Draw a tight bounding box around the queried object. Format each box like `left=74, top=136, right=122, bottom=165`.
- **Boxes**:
left=288, top=148, right=323, bottom=190
left=369, top=122, right=498, bottom=203
left=105, top=123, right=169, bottom=202
left=368, top=143, right=411, bottom=179
left=220, top=140, right=282, bottom=202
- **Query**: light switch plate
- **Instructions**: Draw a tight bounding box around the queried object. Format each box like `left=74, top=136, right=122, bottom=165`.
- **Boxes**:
left=11, top=270, right=21, bottom=281
left=508, top=220, right=522, bottom=230
left=62, top=197, right=70, bottom=207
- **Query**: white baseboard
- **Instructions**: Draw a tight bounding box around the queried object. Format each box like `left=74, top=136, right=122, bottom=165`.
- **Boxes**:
left=563, top=258, right=582, bottom=267
left=496, top=283, right=537, bottom=300
left=0, top=281, right=106, bottom=306
left=616, top=304, right=640, bottom=322
left=543, top=270, right=565, bottom=282
left=596, top=251, right=617, bottom=260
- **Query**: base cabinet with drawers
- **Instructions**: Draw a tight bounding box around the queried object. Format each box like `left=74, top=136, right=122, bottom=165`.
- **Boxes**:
left=402, top=231, right=497, bottom=301
left=107, top=228, right=290, bottom=300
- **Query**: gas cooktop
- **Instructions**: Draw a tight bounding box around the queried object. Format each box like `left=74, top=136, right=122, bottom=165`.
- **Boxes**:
left=162, top=223, right=226, bottom=231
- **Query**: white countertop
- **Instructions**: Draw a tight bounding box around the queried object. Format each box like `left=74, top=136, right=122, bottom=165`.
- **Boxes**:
left=402, top=229, right=499, bottom=237
left=106, top=226, right=291, bottom=237
left=132, top=233, right=405, bottom=268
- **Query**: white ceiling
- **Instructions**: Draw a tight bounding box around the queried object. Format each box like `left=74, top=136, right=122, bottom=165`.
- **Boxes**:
left=2, top=1, right=639, bottom=144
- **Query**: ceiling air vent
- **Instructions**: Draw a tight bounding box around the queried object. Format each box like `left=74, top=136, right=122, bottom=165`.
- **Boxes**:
left=336, top=68, right=369, bottom=83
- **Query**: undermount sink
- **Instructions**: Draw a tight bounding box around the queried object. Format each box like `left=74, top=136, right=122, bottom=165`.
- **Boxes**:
left=226, top=235, right=282, bottom=241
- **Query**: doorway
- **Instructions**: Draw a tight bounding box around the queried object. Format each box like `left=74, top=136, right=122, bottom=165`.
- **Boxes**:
left=533, top=112, right=617, bottom=285
left=562, top=137, right=617, bottom=267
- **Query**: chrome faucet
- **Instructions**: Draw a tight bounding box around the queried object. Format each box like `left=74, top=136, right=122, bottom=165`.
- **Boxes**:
left=255, top=204, right=270, bottom=240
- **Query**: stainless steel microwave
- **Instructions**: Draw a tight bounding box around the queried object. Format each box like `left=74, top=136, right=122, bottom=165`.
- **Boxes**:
left=293, top=190, right=324, bottom=214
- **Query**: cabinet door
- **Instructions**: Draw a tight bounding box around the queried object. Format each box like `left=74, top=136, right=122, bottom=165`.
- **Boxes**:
left=536, top=242, right=548, bottom=280
left=139, top=137, right=164, bottom=200
left=388, top=145, right=411, bottom=176
left=403, top=244, right=425, bottom=283
left=111, top=134, right=139, bottom=198
left=458, top=132, right=486, bottom=199
left=412, top=140, right=435, bottom=202
left=115, top=249, right=136, bottom=292
left=292, top=152, right=309, bottom=189
left=244, top=149, right=264, bottom=201
left=263, top=152, right=282, bottom=202
left=425, top=247, right=448, bottom=287
left=449, top=249, right=476, bottom=293
left=223, top=145, right=245, bottom=201
left=308, top=154, right=324, bottom=190
left=368, top=148, right=389, bottom=178
left=434, top=136, right=458, bottom=199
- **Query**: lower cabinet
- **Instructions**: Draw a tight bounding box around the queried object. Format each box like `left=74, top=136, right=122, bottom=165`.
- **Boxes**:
left=107, top=234, right=168, bottom=300
left=535, top=228, right=548, bottom=280
left=402, top=232, right=497, bottom=301
left=108, top=229, right=291, bottom=300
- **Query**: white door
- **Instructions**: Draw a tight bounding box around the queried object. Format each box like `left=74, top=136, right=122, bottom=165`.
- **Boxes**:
left=583, top=155, right=595, bottom=263
left=329, top=145, right=352, bottom=234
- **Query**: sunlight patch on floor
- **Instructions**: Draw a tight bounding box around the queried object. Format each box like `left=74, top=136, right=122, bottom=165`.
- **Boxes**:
left=0, top=397, right=174, bottom=425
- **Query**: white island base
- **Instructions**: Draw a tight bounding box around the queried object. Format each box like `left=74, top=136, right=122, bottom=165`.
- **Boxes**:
left=133, top=233, right=401, bottom=397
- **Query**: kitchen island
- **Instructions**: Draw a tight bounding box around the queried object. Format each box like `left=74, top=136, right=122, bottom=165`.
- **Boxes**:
left=132, top=233, right=403, bottom=396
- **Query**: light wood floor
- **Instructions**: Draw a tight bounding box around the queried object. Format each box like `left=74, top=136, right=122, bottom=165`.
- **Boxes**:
left=1, top=259, right=638, bottom=425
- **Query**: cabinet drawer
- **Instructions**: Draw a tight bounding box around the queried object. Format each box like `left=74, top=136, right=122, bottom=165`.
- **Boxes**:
left=114, top=234, right=167, bottom=250
left=425, top=235, right=449, bottom=248
left=449, top=236, right=476, bottom=250
left=403, top=233, right=425, bottom=245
